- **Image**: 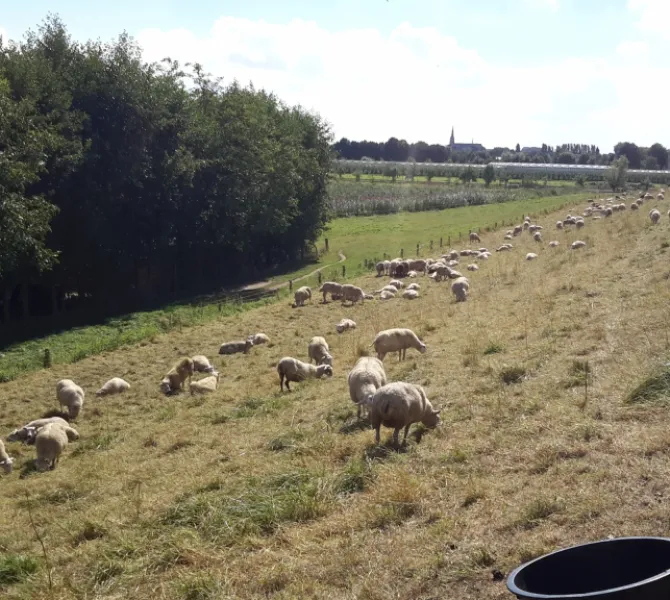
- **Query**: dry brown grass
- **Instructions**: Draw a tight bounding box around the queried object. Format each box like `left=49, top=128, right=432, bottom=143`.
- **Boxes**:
left=3, top=195, right=670, bottom=599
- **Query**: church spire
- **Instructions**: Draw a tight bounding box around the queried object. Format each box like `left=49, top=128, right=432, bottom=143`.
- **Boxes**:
left=449, top=126, right=455, bottom=147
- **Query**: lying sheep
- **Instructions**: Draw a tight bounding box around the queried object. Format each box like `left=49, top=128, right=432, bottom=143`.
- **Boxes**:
left=56, top=379, right=85, bottom=419
left=336, top=318, right=356, bottom=334
left=368, top=382, right=441, bottom=445
left=504, top=233, right=513, bottom=240
left=467, top=264, right=479, bottom=272
left=380, top=285, right=398, bottom=295
left=451, top=276, right=470, bottom=302
left=406, top=283, right=420, bottom=291
left=308, top=336, right=333, bottom=366
left=319, top=281, right=343, bottom=303
left=402, top=289, right=419, bottom=300
left=293, top=286, right=312, bottom=308
left=650, top=209, right=661, bottom=224
left=348, top=356, right=387, bottom=419
left=526, top=252, right=538, bottom=260
left=192, top=355, right=216, bottom=373
left=408, top=259, right=427, bottom=273
left=556, top=221, right=564, bottom=230
left=7, top=416, right=71, bottom=444
left=190, top=373, right=220, bottom=395
left=571, top=240, right=587, bottom=250
left=161, top=357, right=195, bottom=394
left=0, top=440, right=13, bottom=474
left=575, top=219, right=585, bottom=229
left=380, top=291, right=395, bottom=300
left=249, top=333, right=270, bottom=346
left=533, top=232, right=542, bottom=242
left=372, top=328, right=426, bottom=361
left=549, top=241, right=559, bottom=248
left=96, top=377, right=130, bottom=397
left=277, top=357, right=333, bottom=392
left=388, top=280, right=404, bottom=290
left=219, top=339, right=253, bottom=355
left=341, top=284, right=365, bottom=305
left=34, top=422, right=79, bottom=472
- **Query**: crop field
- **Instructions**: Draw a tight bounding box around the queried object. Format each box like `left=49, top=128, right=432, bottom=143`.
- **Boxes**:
left=1, top=191, right=670, bottom=599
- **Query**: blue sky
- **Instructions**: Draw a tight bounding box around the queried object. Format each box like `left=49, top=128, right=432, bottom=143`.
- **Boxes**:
left=2, top=1, right=669, bottom=150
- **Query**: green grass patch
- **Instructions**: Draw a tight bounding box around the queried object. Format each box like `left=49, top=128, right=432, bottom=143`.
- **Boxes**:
left=627, top=369, right=670, bottom=404
left=0, top=554, right=40, bottom=587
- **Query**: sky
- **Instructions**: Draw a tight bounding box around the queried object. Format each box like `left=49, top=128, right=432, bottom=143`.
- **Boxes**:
left=2, top=0, right=669, bottom=151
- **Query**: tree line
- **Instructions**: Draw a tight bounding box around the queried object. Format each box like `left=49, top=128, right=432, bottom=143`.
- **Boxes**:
left=333, top=137, right=669, bottom=170
left=0, top=17, right=332, bottom=329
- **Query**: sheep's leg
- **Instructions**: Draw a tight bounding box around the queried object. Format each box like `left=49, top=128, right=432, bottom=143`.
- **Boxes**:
left=286, top=380, right=291, bottom=392
left=393, top=428, right=400, bottom=446
left=402, top=424, right=411, bottom=444
left=375, top=425, right=381, bottom=444
left=279, top=375, right=284, bottom=392
left=357, top=403, right=361, bottom=419
left=378, top=352, right=385, bottom=361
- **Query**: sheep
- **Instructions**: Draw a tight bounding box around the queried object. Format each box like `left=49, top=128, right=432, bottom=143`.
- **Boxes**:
left=408, top=259, right=427, bottom=273
left=571, top=240, right=587, bottom=250
left=513, top=225, right=523, bottom=236
left=340, top=284, right=365, bottom=305
left=219, top=339, right=253, bottom=355
left=372, top=328, right=426, bottom=362
left=380, top=291, right=395, bottom=300
left=467, top=264, right=479, bottom=272
left=189, top=373, right=220, bottom=395
left=496, top=245, right=512, bottom=252
left=7, top=417, right=70, bottom=444
left=451, top=276, right=470, bottom=302
left=529, top=225, right=543, bottom=233
left=448, top=269, right=464, bottom=279
left=364, top=293, right=374, bottom=300
left=248, top=333, right=269, bottom=347
left=56, top=379, right=85, bottom=419
left=604, top=207, right=613, bottom=217
left=402, top=289, right=419, bottom=300
left=162, top=357, right=196, bottom=394
left=380, top=285, right=398, bottom=295
left=504, top=234, right=513, bottom=240
left=375, top=262, right=385, bottom=277
left=406, top=283, right=420, bottom=291
left=575, top=219, right=585, bottom=229
left=348, top=356, right=387, bottom=419
left=469, top=231, right=481, bottom=243
left=636, top=198, right=644, bottom=207
left=475, top=251, right=491, bottom=260
left=319, top=281, right=343, bottom=303
left=277, top=357, right=333, bottom=391
left=658, top=192, right=665, bottom=200
left=556, top=221, right=564, bottom=230
left=368, top=382, right=441, bottom=445
left=549, top=241, right=559, bottom=248
left=190, top=355, right=216, bottom=374
left=308, top=336, right=333, bottom=366
left=388, top=280, right=404, bottom=289
left=445, top=251, right=459, bottom=261
left=336, top=318, right=356, bottom=334
left=0, top=440, right=13, bottom=474
left=34, top=422, right=79, bottom=472
left=526, top=252, right=538, bottom=260
left=95, top=377, right=130, bottom=397
left=650, top=209, right=661, bottom=224
left=293, top=286, right=312, bottom=308
left=533, top=232, right=542, bottom=242
left=630, top=202, right=639, bottom=210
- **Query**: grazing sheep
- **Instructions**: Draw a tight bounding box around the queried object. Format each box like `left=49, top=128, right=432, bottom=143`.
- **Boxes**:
left=451, top=276, right=470, bottom=302
left=341, top=284, right=365, bottom=305
left=56, top=379, right=85, bottom=419
left=375, top=262, right=385, bottom=276
left=630, top=202, right=639, bottom=210
left=604, top=207, right=613, bottom=217
left=549, top=241, right=559, bottom=248
left=190, top=373, right=220, bottom=395
left=556, top=221, right=564, bottom=230
left=319, top=281, right=343, bottom=303
left=406, top=283, right=420, bottom=291
left=162, top=357, right=196, bottom=394
left=467, top=263, right=479, bottom=271
left=658, top=193, right=665, bottom=200
left=0, top=440, right=13, bottom=474
left=380, top=291, right=395, bottom=300
left=513, top=225, right=523, bottom=236
left=250, top=333, right=270, bottom=346
left=650, top=209, right=661, bottom=224
left=469, top=231, right=481, bottom=243
left=526, top=253, right=538, bottom=260
left=575, top=219, right=585, bottom=229
left=34, top=422, right=79, bottom=472
left=7, top=417, right=70, bottom=444
left=293, top=286, right=312, bottom=307
left=348, top=356, right=387, bottom=419
left=336, top=318, right=356, bottom=334
left=368, top=382, right=441, bottom=445
left=402, top=289, right=419, bottom=300
left=219, top=339, right=253, bottom=355
left=533, top=232, right=542, bottom=242
left=571, top=240, right=587, bottom=250
left=96, top=377, right=130, bottom=397
left=308, top=336, right=333, bottom=366
left=372, top=328, right=426, bottom=361
left=388, top=280, right=404, bottom=290
left=636, top=198, right=644, bottom=207
left=277, top=357, right=333, bottom=392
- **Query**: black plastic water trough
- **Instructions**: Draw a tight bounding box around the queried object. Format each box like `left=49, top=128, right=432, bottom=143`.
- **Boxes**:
left=507, top=537, right=670, bottom=599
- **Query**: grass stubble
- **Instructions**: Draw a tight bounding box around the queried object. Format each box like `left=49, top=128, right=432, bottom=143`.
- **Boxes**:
left=2, top=192, right=670, bottom=598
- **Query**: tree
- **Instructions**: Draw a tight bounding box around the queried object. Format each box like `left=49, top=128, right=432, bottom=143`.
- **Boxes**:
left=460, top=166, right=476, bottom=184
left=643, top=156, right=659, bottom=171
left=515, top=143, right=521, bottom=153
left=607, top=156, right=629, bottom=192
left=482, top=164, right=495, bottom=187
left=648, top=143, right=668, bottom=169
left=557, top=152, right=576, bottom=164
left=614, top=142, right=642, bottom=169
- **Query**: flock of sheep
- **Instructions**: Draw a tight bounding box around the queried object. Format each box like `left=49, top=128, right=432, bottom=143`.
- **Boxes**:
left=0, top=188, right=665, bottom=475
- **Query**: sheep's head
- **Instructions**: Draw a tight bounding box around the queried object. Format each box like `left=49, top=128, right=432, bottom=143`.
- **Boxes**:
left=321, top=353, right=334, bottom=367
left=0, top=456, right=14, bottom=474
left=317, top=365, right=333, bottom=378
left=64, top=427, right=80, bottom=442
left=160, top=379, right=171, bottom=394
left=419, top=343, right=427, bottom=354
left=6, top=428, right=26, bottom=443
left=422, top=408, right=441, bottom=429
left=35, top=458, right=52, bottom=472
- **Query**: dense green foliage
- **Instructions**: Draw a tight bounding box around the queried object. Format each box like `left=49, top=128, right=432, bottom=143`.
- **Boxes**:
left=0, top=17, right=332, bottom=327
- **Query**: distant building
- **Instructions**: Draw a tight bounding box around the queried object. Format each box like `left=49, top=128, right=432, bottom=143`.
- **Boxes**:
left=449, top=127, right=486, bottom=153
left=521, top=146, right=543, bottom=155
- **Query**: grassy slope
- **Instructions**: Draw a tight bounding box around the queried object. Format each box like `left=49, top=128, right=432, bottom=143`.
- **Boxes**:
left=0, top=192, right=592, bottom=381
left=1, top=192, right=670, bottom=598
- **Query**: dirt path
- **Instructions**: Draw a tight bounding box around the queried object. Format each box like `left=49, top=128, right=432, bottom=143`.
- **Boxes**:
left=239, top=251, right=347, bottom=292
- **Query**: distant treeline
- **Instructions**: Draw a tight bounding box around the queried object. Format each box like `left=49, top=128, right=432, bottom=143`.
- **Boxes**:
left=332, top=137, right=669, bottom=171
left=0, top=16, right=331, bottom=329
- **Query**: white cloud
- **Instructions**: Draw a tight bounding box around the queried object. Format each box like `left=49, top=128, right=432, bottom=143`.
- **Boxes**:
left=615, top=40, right=649, bottom=59
left=523, top=0, right=559, bottom=11
left=628, top=0, right=670, bottom=33
left=136, top=17, right=670, bottom=151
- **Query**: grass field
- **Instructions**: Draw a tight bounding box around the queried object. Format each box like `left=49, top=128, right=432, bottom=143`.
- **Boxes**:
left=1, top=191, right=670, bottom=599
left=0, top=191, right=592, bottom=383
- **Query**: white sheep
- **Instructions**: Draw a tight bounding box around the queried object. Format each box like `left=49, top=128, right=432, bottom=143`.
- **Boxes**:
left=380, top=291, right=395, bottom=300
left=96, top=377, right=130, bottom=397
left=341, top=284, right=365, bottom=305
left=469, top=231, right=481, bottom=243
left=496, top=245, right=512, bottom=252
left=378, top=285, right=397, bottom=295
left=56, top=379, right=85, bottom=419
left=549, top=241, right=559, bottom=248
left=348, top=356, right=387, bottom=419
left=504, top=233, right=513, bottom=240
left=319, top=281, right=343, bottom=303
left=368, top=382, right=441, bottom=445
left=406, top=283, right=420, bottom=291
left=388, top=280, right=404, bottom=289
left=556, top=221, right=564, bottom=230
left=402, top=289, right=419, bottom=300
left=467, top=264, right=479, bottom=272
left=336, top=318, right=356, bottom=334
left=161, top=357, right=196, bottom=395
left=371, top=328, right=426, bottom=361
left=7, top=416, right=71, bottom=444
left=526, top=252, right=538, bottom=260
left=575, top=219, right=585, bottom=229
left=650, top=209, right=661, bottom=224
left=0, top=440, right=13, bottom=474
left=293, top=286, right=312, bottom=307
left=571, top=240, right=587, bottom=250
left=219, top=339, right=253, bottom=355
left=533, top=232, right=542, bottom=242
left=189, top=373, right=220, bottom=395
left=249, top=333, right=269, bottom=346
left=375, top=262, right=385, bottom=277
left=451, top=276, right=470, bottom=302
left=277, top=357, right=333, bottom=391
left=308, top=336, right=333, bottom=366
left=513, top=225, right=523, bottom=237
left=408, top=259, right=427, bottom=273
left=34, top=422, right=79, bottom=471
left=630, top=202, right=639, bottom=211
left=191, top=355, right=216, bottom=373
